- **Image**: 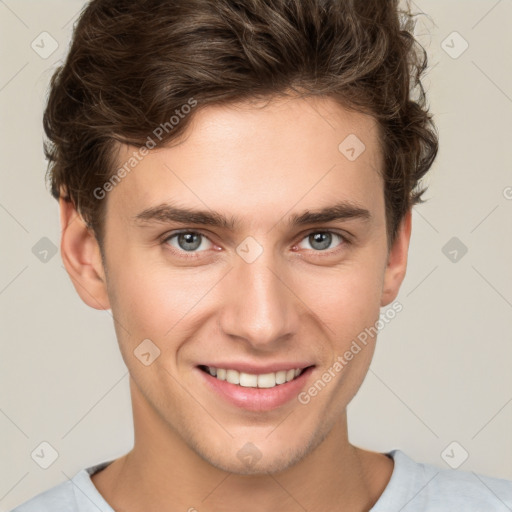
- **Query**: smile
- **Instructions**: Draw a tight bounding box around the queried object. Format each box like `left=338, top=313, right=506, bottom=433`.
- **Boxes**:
left=197, top=362, right=315, bottom=411
left=199, top=365, right=306, bottom=389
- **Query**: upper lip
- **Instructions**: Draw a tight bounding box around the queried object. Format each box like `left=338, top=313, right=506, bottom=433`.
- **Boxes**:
left=198, top=362, right=315, bottom=374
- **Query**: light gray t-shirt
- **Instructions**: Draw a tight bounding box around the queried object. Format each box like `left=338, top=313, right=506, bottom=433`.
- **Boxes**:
left=10, top=449, right=512, bottom=511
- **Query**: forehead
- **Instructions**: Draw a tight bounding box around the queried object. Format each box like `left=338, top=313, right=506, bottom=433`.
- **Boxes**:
left=108, top=95, right=385, bottom=229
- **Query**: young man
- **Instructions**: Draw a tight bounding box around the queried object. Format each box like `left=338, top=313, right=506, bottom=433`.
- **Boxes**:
left=12, top=0, right=512, bottom=510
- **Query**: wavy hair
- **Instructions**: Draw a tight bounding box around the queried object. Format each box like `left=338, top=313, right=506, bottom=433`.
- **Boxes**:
left=43, top=0, right=439, bottom=248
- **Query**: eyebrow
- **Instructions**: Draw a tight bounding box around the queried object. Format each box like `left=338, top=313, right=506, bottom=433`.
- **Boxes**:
left=134, top=200, right=372, bottom=230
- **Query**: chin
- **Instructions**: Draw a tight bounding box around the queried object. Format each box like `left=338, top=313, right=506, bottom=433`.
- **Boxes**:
left=201, top=449, right=302, bottom=476
left=193, top=428, right=327, bottom=476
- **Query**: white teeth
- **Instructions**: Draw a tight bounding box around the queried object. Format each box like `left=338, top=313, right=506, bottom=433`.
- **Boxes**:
left=257, top=373, right=276, bottom=388
left=239, top=372, right=258, bottom=387
left=226, top=369, right=240, bottom=385
left=204, top=366, right=305, bottom=388
left=275, top=370, right=287, bottom=385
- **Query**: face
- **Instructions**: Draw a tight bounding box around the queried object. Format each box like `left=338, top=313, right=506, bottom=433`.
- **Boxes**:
left=62, top=95, right=411, bottom=475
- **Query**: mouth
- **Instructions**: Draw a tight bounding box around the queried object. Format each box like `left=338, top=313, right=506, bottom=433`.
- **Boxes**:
left=198, top=364, right=310, bottom=389
left=196, top=364, right=315, bottom=411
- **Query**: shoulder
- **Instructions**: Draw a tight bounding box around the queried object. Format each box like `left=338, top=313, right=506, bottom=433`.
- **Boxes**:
left=422, top=461, right=512, bottom=509
left=9, top=460, right=115, bottom=512
left=9, top=479, right=75, bottom=512
left=372, top=449, right=512, bottom=511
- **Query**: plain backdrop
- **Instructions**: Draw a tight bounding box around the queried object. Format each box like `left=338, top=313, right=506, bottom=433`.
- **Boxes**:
left=1, top=0, right=511, bottom=509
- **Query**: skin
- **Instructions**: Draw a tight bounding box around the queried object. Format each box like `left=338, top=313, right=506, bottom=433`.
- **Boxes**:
left=60, top=94, right=412, bottom=512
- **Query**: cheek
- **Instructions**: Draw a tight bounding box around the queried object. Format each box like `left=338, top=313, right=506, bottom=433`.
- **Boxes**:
left=325, top=263, right=386, bottom=399
left=105, top=250, right=222, bottom=350
left=297, top=260, right=385, bottom=339
left=109, top=268, right=184, bottom=337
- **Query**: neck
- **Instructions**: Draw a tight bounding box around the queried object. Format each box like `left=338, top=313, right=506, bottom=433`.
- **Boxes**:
left=91, top=378, right=392, bottom=512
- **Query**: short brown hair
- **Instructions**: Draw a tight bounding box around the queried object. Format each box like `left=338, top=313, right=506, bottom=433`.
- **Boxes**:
left=44, top=0, right=438, bottom=248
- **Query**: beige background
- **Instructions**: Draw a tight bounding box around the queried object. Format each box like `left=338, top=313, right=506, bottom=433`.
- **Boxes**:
left=1, top=0, right=511, bottom=509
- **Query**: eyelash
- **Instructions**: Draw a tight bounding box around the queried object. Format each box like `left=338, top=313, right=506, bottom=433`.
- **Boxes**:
left=161, top=229, right=351, bottom=259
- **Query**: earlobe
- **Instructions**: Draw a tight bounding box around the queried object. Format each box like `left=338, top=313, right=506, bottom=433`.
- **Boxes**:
left=59, top=197, right=110, bottom=310
left=380, top=208, right=412, bottom=307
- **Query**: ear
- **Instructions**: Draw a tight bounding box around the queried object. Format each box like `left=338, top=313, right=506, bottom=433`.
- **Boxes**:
left=380, top=208, right=412, bottom=307
left=60, top=197, right=110, bottom=310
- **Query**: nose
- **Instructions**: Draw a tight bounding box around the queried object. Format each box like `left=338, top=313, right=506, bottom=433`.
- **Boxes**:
left=217, top=250, right=299, bottom=350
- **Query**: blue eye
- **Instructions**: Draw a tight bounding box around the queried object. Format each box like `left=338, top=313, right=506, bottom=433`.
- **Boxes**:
left=297, top=231, right=347, bottom=252
left=161, top=229, right=349, bottom=260
left=164, top=231, right=213, bottom=253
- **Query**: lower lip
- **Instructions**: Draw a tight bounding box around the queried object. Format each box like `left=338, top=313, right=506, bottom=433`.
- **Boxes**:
left=197, top=366, right=315, bottom=412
